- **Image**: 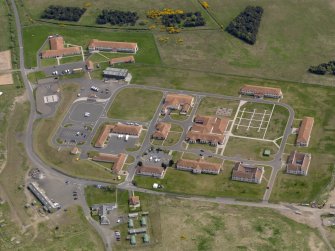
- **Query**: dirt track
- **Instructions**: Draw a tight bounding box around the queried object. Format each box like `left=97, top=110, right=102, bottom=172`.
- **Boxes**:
left=0, top=50, right=13, bottom=85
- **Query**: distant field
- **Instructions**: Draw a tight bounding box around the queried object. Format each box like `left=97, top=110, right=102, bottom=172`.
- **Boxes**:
left=21, top=0, right=216, bottom=28
left=0, top=204, right=105, bottom=250
left=108, top=88, right=163, bottom=122
left=134, top=161, right=269, bottom=201
left=23, top=24, right=161, bottom=68
left=156, top=0, right=335, bottom=85
left=114, top=193, right=327, bottom=251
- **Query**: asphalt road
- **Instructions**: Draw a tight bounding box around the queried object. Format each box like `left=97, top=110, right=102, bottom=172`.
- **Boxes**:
left=11, top=2, right=334, bottom=251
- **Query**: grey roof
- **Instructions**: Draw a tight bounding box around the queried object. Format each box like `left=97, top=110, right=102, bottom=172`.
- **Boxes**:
left=103, top=67, right=128, bottom=77
left=90, top=203, right=116, bottom=225
left=27, top=182, right=56, bottom=212
left=128, top=227, right=147, bottom=235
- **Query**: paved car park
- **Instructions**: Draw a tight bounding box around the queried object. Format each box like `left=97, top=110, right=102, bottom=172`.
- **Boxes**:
left=59, top=127, right=90, bottom=144
left=102, top=135, right=138, bottom=153
left=69, top=102, right=104, bottom=123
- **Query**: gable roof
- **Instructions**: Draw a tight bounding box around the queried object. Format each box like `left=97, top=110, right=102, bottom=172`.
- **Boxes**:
left=177, top=158, right=221, bottom=172
left=137, top=165, right=164, bottom=175
left=152, top=122, right=171, bottom=139
left=297, top=117, right=314, bottom=144
left=232, top=162, right=264, bottom=180
left=110, top=55, right=135, bottom=65
left=92, top=153, right=127, bottom=173
left=49, top=36, right=64, bottom=50
left=88, top=39, right=138, bottom=50
left=287, top=150, right=311, bottom=172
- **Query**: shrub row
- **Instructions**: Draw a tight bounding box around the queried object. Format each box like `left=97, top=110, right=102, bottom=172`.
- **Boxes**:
left=41, top=5, right=86, bottom=22
left=96, top=10, right=139, bottom=26
left=308, top=61, right=335, bottom=75
left=161, top=12, right=205, bottom=27
left=225, top=6, right=263, bottom=45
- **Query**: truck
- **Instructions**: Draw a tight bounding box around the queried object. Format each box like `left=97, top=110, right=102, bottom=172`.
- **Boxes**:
left=125, top=135, right=129, bottom=141
left=72, top=68, right=83, bottom=73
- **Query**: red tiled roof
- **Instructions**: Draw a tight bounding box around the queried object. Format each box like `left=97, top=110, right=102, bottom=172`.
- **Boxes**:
left=232, top=162, right=264, bottom=180
left=50, top=36, right=64, bottom=50
left=92, top=153, right=127, bottom=173
left=297, top=117, right=314, bottom=145
left=86, top=60, right=94, bottom=70
left=95, top=124, right=114, bottom=148
left=41, top=47, right=81, bottom=58
left=177, top=159, right=221, bottom=172
left=88, top=39, right=138, bottom=50
left=287, top=150, right=311, bottom=172
left=129, top=196, right=140, bottom=205
left=137, top=165, right=164, bottom=176
left=110, top=56, right=135, bottom=65
left=152, top=122, right=171, bottom=139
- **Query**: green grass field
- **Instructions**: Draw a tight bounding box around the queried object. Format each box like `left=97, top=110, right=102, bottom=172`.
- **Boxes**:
left=197, top=97, right=240, bottom=118
left=112, top=193, right=328, bottom=251
left=40, top=57, right=57, bottom=67
left=27, top=71, right=46, bottom=83
left=108, top=88, right=163, bottom=122
left=60, top=54, right=83, bottom=64
left=85, top=186, right=117, bottom=206
left=23, top=24, right=161, bottom=68
left=224, top=137, right=278, bottom=161
left=134, top=161, right=269, bottom=201
left=0, top=102, right=31, bottom=225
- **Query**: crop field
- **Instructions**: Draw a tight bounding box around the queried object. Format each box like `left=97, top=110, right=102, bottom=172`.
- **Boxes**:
left=0, top=1, right=10, bottom=52
left=115, top=194, right=327, bottom=251
left=134, top=161, right=269, bottom=201
left=108, top=88, right=163, bottom=122
left=23, top=25, right=161, bottom=68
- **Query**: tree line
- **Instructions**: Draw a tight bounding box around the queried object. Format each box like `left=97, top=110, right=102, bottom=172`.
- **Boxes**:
left=225, top=6, right=263, bottom=45
left=308, top=61, right=335, bottom=75
left=96, top=10, right=139, bottom=26
left=41, top=5, right=86, bottom=22
left=161, top=12, right=205, bottom=27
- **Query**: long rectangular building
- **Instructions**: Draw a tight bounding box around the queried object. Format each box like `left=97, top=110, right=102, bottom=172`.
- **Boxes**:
left=137, top=165, right=165, bottom=179
left=176, top=158, right=221, bottom=174
left=27, top=182, right=59, bottom=213
left=296, top=117, right=314, bottom=147
left=240, top=84, right=283, bottom=98
left=88, top=39, right=138, bottom=53
left=110, top=55, right=135, bottom=65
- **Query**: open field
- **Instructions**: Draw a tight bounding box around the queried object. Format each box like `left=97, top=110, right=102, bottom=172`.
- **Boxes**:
left=23, top=24, right=161, bottom=68
left=224, top=137, right=278, bottom=161
left=27, top=71, right=46, bottom=83
left=85, top=185, right=117, bottom=206
left=108, top=88, right=163, bottom=122
left=33, top=84, right=120, bottom=182
left=59, top=54, right=83, bottom=64
left=0, top=203, right=105, bottom=250
left=270, top=153, right=334, bottom=203
left=0, top=102, right=31, bottom=225
left=20, top=0, right=215, bottom=28
left=197, top=97, right=239, bottom=118
left=113, top=194, right=328, bottom=250
left=156, top=0, right=335, bottom=85
left=0, top=50, right=13, bottom=86
left=134, top=161, right=269, bottom=201
left=40, top=57, right=57, bottom=67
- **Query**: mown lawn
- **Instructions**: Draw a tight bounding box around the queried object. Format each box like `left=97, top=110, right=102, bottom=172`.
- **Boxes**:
left=134, top=161, right=269, bottom=201
left=23, top=24, right=161, bottom=68
left=108, top=88, right=163, bottom=122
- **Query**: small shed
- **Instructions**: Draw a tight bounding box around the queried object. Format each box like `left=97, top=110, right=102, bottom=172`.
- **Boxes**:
left=263, top=149, right=271, bottom=156
left=130, top=235, right=136, bottom=245
left=140, top=217, right=147, bottom=227
left=128, top=219, right=134, bottom=228
left=143, top=234, right=150, bottom=243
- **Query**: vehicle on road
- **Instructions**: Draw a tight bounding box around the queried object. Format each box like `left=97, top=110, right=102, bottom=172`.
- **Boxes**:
left=91, top=86, right=99, bottom=92
left=84, top=112, right=90, bottom=117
